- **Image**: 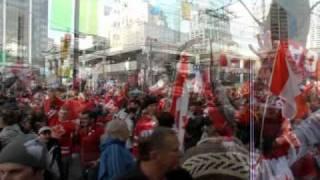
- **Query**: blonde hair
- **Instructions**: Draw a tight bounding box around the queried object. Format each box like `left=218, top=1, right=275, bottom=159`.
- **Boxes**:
left=105, top=119, right=130, bottom=141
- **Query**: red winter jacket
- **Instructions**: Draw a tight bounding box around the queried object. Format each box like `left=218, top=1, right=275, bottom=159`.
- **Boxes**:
left=50, top=120, right=77, bottom=157
left=79, top=124, right=104, bottom=166
left=44, top=97, right=64, bottom=122
left=132, top=115, right=157, bottom=156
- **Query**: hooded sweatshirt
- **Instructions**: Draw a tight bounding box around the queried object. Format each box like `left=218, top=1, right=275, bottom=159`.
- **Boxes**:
left=0, top=124, right=24, bottom=149
left=98, top=137, right=134, bottom=180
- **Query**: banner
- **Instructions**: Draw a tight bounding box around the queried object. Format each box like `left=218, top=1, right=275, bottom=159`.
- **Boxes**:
left=181, top=1, right=191, bottom=21
left=80, top=0, right=98, bottom=35
left=50, top=0, right=73, bottom=32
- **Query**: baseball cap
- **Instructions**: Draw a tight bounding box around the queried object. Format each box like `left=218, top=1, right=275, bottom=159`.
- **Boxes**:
left=38, top=126, right=52, bottom=134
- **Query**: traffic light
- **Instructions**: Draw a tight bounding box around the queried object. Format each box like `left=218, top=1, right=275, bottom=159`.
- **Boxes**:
left=60, top=34, right=71, bottom=62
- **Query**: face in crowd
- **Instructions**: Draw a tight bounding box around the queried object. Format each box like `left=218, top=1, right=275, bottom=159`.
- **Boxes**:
left=79, top=113, right=91, bottom=127
left=140, top=128, right=181, bottom=173
left=38, top=130, right=52, bottom=143
left=146, top=103, right=157, bottom=115
left=58, top=107, right=69, bottom=121
left=0, top=163, right=44, bottom=180
left=155, top=134, right=181, bottom=172
left=127, top=101, right=139, bottom=114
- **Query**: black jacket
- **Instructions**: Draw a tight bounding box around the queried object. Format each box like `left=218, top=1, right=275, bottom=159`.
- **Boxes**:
left=44, top=138, right=63, bottom=180
left=117, top=163, right=193, bottom=180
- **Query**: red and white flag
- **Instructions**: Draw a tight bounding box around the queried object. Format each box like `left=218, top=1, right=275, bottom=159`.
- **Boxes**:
left=170, top=52, right=190, bottom=117
left=170, top=52, right=190, bottom=150
left=270, top=42, right=303, bottom=119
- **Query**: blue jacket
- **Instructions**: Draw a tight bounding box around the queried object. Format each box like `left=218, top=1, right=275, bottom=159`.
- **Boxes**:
left=98, top=137, right=134, bottom=180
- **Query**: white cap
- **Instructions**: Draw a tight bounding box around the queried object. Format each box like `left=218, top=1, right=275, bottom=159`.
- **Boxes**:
left=38, top=126, right=51, bottom=134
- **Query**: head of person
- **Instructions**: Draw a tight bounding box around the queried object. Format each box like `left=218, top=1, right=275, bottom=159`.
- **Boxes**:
left=157, top=112, right=175, bottom=128
left=19, top=108, right=34, bottom=133
left=30, top=111, right=48, bottom=134
left=38, top=126, right=52, bottom=143
left=127, top=99, right=140, bottom=114
left=138, top=127, right=180, bottom=173
left=181, top=136, right=249, bottom=180
left=79, top=110, right=94, bottom=127
left=142, top=95, right=158, bottom=114
left=58, top=106, right=69, bottom=121
left=0, top=135, right=52, bottom=180
left=48, top=88, right=57, bottom=99
left=105, top=119, right=130, bottom=141
left=0, top=100, right=21, bottom=128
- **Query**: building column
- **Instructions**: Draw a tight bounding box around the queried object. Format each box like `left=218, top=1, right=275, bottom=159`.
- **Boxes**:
left=29, top=0, right=33, bottom=67
left=2, top=0, right=6, bottom=65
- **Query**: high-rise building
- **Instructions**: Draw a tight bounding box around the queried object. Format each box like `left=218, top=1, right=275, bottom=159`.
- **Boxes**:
left=0, top=0, right=48, bottom=67
left=266, top=0, right=310, bottom=47
left=189, top=0, right=233, bottom=53
left=103, top=0, right=187, bottom=51
left=307, top=0, right=320, bottom=51
left=268, top=1, right=288, bottom=44
left=31, top=0, right=48, bottom=67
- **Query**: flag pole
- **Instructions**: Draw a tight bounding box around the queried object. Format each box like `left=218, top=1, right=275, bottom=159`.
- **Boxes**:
left=259, top=2, right=284, bottom=152
left=259, top=40, right=282, bottom=152
left=259, top=95, right=270, bottom=151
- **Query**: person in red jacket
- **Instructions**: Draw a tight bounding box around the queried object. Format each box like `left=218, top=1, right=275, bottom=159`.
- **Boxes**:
left=44, top=88, right=64, bottom=125
left=132, top=95, right=158, bottom=156
left=78, top=110, right=104, bottom=180
left=49, top=105, right=77, bottom=180
left=78, top=92, right=96, bottom=112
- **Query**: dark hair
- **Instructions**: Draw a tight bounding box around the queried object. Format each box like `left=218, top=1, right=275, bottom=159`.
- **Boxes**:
left=138, top=127, right=176, bottom=161
left=128, top=99, right=141, bottom=106
left=80, top=110, right=96, bottom=120
left=141, top=95, right=158, bottom=110
left=157, top=112, right=175, bottom=128
left=30, top=111, right=48, bottom=133
left=0, top=99, right=21, bottom=126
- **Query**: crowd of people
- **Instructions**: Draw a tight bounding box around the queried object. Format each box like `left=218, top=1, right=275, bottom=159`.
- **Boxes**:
left=1, top=72, right=320, bottom=180
left=0, top=82, right=210, bottom=180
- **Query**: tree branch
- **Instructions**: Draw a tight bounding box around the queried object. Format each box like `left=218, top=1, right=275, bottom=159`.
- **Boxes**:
left=237, top=0, right=263, bottom=26
left=310, top=1, right=320, bottom=12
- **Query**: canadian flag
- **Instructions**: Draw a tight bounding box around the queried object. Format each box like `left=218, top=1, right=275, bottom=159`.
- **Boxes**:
left=270, top=42, right=304, bottom=119
left=170, top=52, right=189, bottom=117
left=170, top=52, right=190, bottom=150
